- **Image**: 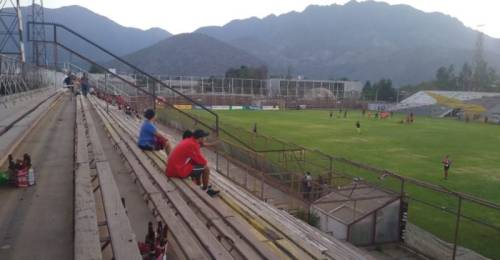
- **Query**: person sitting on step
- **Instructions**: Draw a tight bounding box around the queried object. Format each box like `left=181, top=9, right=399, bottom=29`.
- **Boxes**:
left=166, top=129, right=220, bottom=197
left=137, top=108, right=171, bottom=154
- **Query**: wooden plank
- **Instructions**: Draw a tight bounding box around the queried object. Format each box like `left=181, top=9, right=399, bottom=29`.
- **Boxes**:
left=91, top=99, right=234, bottom=260
left=148, top=194, right=207, bottom=260
left=81, top=98, right=106, bottom=162
left=74, top=97, right=102, bottom=260
left=75, top=98, right=89, bottom=165
left=90, top=97, right=216, bottom=260
left=74, top=160, right=102, bottom=260
left=95, top=161, right=141, bottom=260
left=173, top=177, right=285, bottom=259
left=275, top=239, right=316, bottom=260
left=83, top=97, right=141, bottom=260
left=214, top=174, right=329, bottom=257
left=100, top=103, right=282, bottom=260
left=92, top=106, right=158, bottom=196
left=93, top=98, right=286, bottom=259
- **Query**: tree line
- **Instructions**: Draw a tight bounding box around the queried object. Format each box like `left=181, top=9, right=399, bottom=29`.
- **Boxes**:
left=361, top=79, right=398, bottom=102
left=225, top=65, right=268, bottom=79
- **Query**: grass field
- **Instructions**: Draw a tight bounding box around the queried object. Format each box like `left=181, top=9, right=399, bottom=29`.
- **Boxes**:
left=203, top=109, right=500, bottom=258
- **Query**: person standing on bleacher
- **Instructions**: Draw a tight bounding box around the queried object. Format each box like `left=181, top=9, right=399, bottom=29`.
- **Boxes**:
left=166, top=129, right=220, bottom=197
left=137, top=109, right=171, bottom=153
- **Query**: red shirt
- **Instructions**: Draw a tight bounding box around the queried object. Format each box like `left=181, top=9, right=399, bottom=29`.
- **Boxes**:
left=166, top=137, right=207, bottom=178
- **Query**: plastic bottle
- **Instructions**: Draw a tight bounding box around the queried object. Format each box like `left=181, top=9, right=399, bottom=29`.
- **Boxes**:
left=28, top=168, right=35, bottom=186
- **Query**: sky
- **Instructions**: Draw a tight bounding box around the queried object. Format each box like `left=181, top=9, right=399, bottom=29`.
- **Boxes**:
left=31, top=0, right=500, bottom=38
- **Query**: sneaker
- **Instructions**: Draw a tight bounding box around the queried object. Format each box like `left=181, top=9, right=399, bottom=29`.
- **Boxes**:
left=201, top=185, right=211, bottom=191
left=206, top=188, right=220, bottom=197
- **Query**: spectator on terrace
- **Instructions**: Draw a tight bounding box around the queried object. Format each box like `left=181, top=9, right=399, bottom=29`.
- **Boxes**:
left=137, top=109, right=171, bottom=154
left=166, top=129, right=220, bottom=197
left=302, top=172, right=313, bottom=200
left=63, top=72, right=75, bottom=93
left=80, top=73, right=90, bottom=97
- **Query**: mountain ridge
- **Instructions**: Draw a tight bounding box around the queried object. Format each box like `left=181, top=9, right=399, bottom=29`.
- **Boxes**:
left=195, top=1, right=500, bottom=85
left=110, top=33, right=265, bottom=77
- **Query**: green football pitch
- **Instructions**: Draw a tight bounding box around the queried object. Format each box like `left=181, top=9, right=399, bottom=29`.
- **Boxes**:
left=202, top=109, right=500, bottom=258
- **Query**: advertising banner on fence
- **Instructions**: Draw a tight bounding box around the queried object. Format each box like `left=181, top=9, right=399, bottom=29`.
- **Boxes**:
left=249, top=105, right=262, bottom=110
left=262, top=105, right=280, bottom=111
left=231, top=106, right=243, bottom=110
left=211, top=105, right=231, bottom=110
left=174, top=104, right=193, bottom=110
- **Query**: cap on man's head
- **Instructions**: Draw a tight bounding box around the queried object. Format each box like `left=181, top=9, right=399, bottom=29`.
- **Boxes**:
left=144, top=109, right=155, bottom=120
left=182, top=130, right=193, bottom=139
left=193, top=129, right=209, bottom=139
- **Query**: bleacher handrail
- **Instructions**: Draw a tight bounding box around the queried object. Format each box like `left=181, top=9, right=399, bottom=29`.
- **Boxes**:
left=26, top=21, right=219, bottom=133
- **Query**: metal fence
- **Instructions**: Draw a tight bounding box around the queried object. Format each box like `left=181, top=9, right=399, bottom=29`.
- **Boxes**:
left=155, top=108, right=500, bottom=259
left=0, top=54, right=57, bottom=106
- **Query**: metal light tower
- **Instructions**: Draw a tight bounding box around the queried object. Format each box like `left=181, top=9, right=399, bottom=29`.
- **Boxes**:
left=0, top=0, right=24, bottom=62
left=31, top=0, right=47, bottom=66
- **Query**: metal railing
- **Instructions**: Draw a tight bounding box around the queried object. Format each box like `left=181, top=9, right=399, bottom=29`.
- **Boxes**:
left=0, top=54, right=54, bottom=107
left=26, top=21, right=219, bottom=134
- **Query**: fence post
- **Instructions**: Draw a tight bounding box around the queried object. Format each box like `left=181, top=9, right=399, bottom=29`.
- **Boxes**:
left=105, top=73, right=109, bottom=113
left=226, top=155, right=230, bottom=178
left=329, top=156, right=333, bottom=185
left=260, top=171, right=265, bottom=200
left=452, top=196, right=463, bottom=260
left=152, top=80, right=156, bottom=111
left=215, top=149, right=220, bottom=172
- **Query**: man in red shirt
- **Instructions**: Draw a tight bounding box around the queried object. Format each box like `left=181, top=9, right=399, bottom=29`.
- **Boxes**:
left=166, top=129, right=220, bottom=197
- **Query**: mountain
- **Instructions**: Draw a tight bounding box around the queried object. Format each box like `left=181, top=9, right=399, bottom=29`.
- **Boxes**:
left=20, top=5, right=171, bottom=63
left=111, top=33, right=265, bottom=76
left=196, top=0, right=500, bottom=86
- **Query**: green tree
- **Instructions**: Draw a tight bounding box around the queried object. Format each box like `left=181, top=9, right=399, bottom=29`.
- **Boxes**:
left=375, top=79, right=397, bottom=102
left=367, top=79, right=397, bottom=102
left=436, top=66, right=450, bottom=85
left=362, top=81, right=374, bottom=100
left=458, top=63, right=473, bottom=91
left=225, top=65, right=268, bottom=79
left=447, top=65, right=457, bottom=90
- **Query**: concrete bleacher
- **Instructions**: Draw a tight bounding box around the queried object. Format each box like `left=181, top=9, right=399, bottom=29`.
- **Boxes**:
left=0, top=88, right=62, bottom=166
left=393, top=91, right=500, bottom=117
